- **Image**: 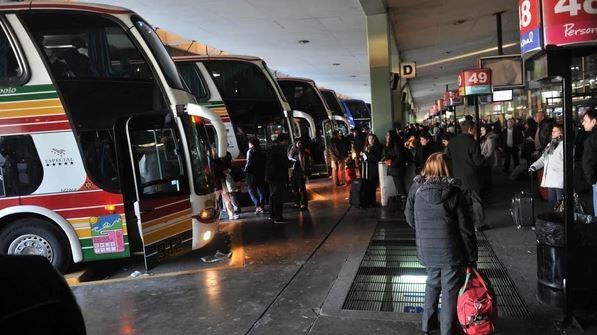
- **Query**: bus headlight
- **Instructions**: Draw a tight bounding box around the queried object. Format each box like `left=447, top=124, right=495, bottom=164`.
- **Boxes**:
left=195, top=208, right=216, bottom=223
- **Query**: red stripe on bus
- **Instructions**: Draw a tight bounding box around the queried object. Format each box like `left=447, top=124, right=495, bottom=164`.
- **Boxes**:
left=0, top=4, right=30, bottom=11
left=29, top=3, right=132, bottom=14
left=0, top=121, right=71, bottom=135
left=141, top=200, right=192, bottom=222
left=0, top=198, right=20, bottom=207
left=20, top=190, right=124, bottom=211
left=0, top=114, right=69, bottom=126
left=56, top=205, right=125, bottom=220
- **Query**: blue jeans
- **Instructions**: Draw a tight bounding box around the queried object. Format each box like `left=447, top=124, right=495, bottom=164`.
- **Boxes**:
left=248, top=182, right=266, bottom=208
left=593, top=184, right=597, bottom=216
left=423, top=267, right=465, bottom=335
left=547, top=188, right=563, bottom=206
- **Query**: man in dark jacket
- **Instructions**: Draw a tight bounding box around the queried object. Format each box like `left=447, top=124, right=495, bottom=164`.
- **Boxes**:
left=405, top=175, right=477, bottom=335
left=265, top=133, right=292, bottom=223
left=446, top=120, right=485, bottom=192
left=533, top=111, right=555, bottom=154
left=289, top=138, right=311, bottom=209
left=328, top=130, right=348, bottom=186
left=500, top=119, right=524, bottom=172
left=582, top=109, right=597, bottom=215
left=446, top=120, right=487, bottom=230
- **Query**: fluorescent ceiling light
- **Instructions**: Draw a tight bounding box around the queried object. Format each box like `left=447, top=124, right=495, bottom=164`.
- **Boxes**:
left=418, top=42, right=519, bottom=69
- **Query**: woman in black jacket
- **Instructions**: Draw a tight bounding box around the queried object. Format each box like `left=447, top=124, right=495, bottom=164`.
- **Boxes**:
left=383, top=130, right=410, bottom=197
left=405, top=152, right=477, bottom=335
left=361, top=133, right=382, bottom=187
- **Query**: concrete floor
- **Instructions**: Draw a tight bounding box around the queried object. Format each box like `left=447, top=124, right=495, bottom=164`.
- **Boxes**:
left=71, top=173, right=593, bottom=335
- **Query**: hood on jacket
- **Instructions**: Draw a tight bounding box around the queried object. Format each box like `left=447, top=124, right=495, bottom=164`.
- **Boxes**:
left=413, top=175, right=460, bottom=205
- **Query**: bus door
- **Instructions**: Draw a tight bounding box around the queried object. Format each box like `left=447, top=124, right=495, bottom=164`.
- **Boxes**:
left=121, top=114, right=193, bottom=270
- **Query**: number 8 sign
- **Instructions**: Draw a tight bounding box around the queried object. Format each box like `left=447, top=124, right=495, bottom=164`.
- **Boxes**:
left=519, top=0, right=543, bottom=53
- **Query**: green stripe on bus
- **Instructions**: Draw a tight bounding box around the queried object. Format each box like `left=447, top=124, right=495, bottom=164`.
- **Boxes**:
left=0, top=91, right=59, bottom=103
left=0, top=84, right=55, bottom=93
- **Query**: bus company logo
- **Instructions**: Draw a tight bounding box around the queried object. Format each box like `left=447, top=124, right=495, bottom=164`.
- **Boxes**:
left=0, top=87, right=17, bottom=95
left=51, top=148, right=67, bottom=157
left=45, top=148, right=74, bottom=167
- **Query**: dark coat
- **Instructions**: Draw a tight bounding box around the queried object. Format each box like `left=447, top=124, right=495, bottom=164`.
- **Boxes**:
left=500, top=126, right=524, bottom=149
left=446, top=133, right=485, bottom=192
left=354, top=132, right=367, bottom=153
left=289, top=146, right=312, bottom=179
left=245, top=147, right=266, bottom=185
left=583, top=128, right=597, bottom=185
left=415, top=143, right=436, bottom=172
left=265, top=143, right=292, bottom=183
left=328, top=137, right=348, bottom=161
left=363, top=143, right=383, bottom=184
left=536, top=118, right=556, bottom=150
left=404, top=176, right=478, bottom=268
left=383, top=141, right=411, bottom=176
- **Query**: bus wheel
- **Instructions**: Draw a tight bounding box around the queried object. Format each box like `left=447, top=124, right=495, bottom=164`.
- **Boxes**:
left=0, top=218, right=71, bottom=273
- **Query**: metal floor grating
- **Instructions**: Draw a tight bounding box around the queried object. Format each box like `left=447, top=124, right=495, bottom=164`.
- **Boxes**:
left=342, top=220, right=531, bottom=318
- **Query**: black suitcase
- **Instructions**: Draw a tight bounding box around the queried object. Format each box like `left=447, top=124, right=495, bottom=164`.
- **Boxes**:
left=350, top=163, right=374, bottom=208
left=510, top=175, right=535, bottom=229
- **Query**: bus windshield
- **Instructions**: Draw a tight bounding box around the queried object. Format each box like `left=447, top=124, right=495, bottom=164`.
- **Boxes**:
left=279, top=81, right=329, bottom=122
left=345, top=100, right=370, bottom=119
left=203, top=60, right=289, bottom=147
left=321, top=90, right=345, bottom=117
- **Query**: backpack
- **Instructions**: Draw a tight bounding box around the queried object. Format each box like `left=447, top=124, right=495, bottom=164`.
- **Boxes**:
left=457, top=267, right=497, bottom=335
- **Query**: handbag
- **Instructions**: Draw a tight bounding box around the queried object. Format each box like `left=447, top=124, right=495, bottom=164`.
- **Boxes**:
left=554, top=193, right=593, bottom=224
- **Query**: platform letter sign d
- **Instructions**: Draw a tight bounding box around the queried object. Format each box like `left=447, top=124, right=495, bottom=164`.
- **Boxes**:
left=400, top=62, right=416, bottom=79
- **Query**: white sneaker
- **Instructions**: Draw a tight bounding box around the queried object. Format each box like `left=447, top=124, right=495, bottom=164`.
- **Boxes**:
left=231, top=214, right=240, bottom=220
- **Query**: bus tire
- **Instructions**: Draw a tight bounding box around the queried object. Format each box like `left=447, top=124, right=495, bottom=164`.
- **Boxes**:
left=0, top=218, right=71, bottom=273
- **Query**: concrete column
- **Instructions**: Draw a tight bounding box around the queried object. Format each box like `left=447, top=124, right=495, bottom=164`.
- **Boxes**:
left=366, top=13, right=393, bottom=136
left=390, top=35, right=404, bottom=127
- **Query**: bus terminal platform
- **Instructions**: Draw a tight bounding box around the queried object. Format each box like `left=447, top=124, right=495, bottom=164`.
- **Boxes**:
left=69, top=171, right=596, bottom=335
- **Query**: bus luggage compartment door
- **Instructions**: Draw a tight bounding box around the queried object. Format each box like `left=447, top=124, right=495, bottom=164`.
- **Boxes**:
left=121, top=115, right=194, bottom=270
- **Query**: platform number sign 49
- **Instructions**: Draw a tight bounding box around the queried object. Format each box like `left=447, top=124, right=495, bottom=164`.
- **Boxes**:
left=460, top=69, right=492, bottom=96
left=467, top=71, right=488, bottom=85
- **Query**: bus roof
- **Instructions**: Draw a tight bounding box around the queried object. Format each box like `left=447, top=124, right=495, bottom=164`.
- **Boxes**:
left=277, top=77, right=316, bottom=86
left=173, top=55, right=264, bottom=63
left=0, top=2, right=133, bottom=15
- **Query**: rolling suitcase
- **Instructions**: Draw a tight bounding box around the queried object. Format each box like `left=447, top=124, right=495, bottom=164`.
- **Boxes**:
left=349, top=162, right=374, bottom=208
left=510, top=174, right=535, bottom=229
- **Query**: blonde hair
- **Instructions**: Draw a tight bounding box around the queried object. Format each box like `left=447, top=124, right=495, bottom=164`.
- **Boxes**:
left=421, top=152, right=451, bottom=178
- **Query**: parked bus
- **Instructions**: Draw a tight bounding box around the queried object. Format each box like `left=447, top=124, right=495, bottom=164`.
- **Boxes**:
left=342, top=99, right=372, bottom=129
left=173, top=55, right=299, bottom=164
left=0, top=2, right=228, bottom=271
left=319, top=88, right=350, bottom=134
left=277, top=77, right=338, bottom=175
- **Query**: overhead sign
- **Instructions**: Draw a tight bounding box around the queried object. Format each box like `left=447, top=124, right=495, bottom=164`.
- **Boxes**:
left=400, top=62, right=416, bottom=78
left=542, top=0, right=597, bottom=47
left=436, top=99, right=444, bottom=111
left=519, top=0, right=543, bottom=53
left=479, top=55, right=524, bottom=88
left=460, top=69, right=493, bottom=95
left=445, top=90, right=463, bottom=106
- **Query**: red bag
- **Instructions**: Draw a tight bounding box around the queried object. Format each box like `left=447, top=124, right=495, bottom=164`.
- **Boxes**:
left=457, top=267, right=497, bottom=335
left=536, top=170, right=548, bottom=201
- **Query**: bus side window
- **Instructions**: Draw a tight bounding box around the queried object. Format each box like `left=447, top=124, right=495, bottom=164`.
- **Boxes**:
left=0, top=19, right=27, bottom=85
left=0, top=135, right=43, bottom=197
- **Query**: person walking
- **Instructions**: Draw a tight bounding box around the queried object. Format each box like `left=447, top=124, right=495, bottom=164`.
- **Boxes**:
left=480, top=125, right=499, bottom=195
left=362, top=133, right=383, bottom=188
left=329, top=130, right=348, bottom=186
left=265, top=133, right=292, bottom=223
left=245, top=137, right=267, bottom=214
left=414, top=132, right=436, bottom=175
left=383, top=130, right=410, bottom=198
left=582, top=109, right=597, bottom=215
left=289, top=138, right=311, bottom=209
left=446, top=120, right=487, bottom=230
left=529, top=124, right=565, bottom=205
left=405, top=153, right=477, bottom=335
left=500, top=119, right=524, bottom=172
left=533, top=111, right=555, bottom=155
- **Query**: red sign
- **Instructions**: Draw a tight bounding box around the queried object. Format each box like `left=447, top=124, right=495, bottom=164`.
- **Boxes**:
left=458, top=72, right=466, bottom=96
left=542, top=0, right=597, bottom=47
left=443, top=91, right=450, bottom=103
left=519, top=0, right=543, bottom=52
left=461, top=69, right=493, bottom=95
left=448, top=90, right=463, bottom=106
left=436, top=99, right=444, bottom=111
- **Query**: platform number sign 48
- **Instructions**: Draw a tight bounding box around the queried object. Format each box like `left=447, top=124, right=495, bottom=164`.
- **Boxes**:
left=554, top=0, right=597, bottom=15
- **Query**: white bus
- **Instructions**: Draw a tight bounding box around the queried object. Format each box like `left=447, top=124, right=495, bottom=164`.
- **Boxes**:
left=0, top=2, right=227, bottom=271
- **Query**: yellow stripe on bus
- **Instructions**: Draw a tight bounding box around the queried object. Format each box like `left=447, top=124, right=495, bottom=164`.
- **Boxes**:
left=210, top=107, right=229, bottom=118
left=144, top=218, right=193, bottom=245
left=0, top=106, right=65, bottom=118
left=0, top=98, right=62, bottom=109
left=142, top=208, right=193, bottom=229
left=69, top=215, right=128, bottom=239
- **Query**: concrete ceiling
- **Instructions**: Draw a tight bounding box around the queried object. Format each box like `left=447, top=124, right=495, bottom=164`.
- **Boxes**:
left=387, top=0, right=522, bottom=115
left=78, top=0, right=372, bottom=101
